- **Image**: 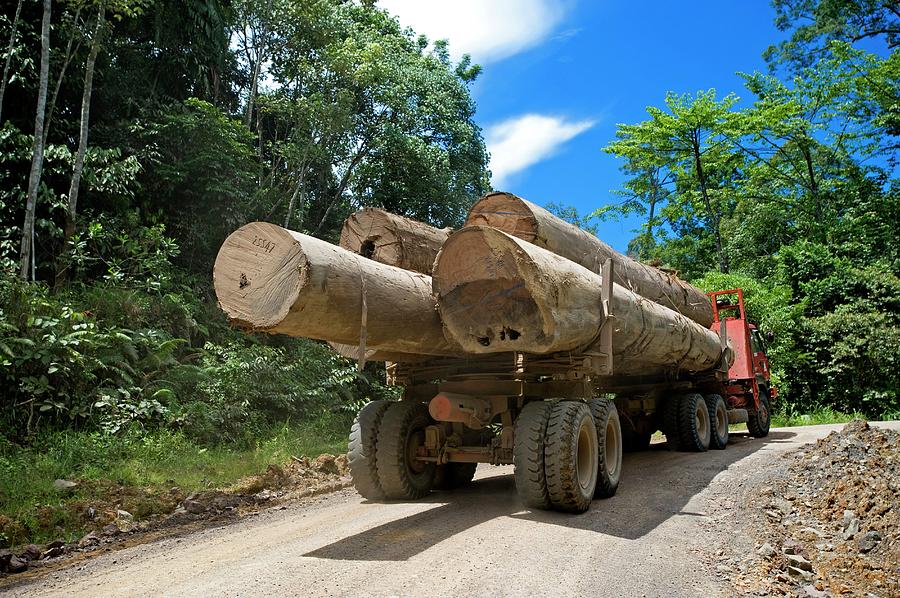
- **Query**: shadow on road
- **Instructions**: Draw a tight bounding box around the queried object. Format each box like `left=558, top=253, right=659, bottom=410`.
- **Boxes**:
left=305, top=431, right=795, bottom=561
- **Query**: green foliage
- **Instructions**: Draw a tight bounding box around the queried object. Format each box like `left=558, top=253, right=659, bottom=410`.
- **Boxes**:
left=133, top=99, right=258, bottom=269
left=0, top=416, right=351, bottom=547
left=601, top=90, right=743, bottom=275
left=0, top=273, right=192, bottom=437
left=599, top=1, right=899, bottom=418
left=172, top=338, right=397, bottom=445
left=766, top=0, right=899, bottom=70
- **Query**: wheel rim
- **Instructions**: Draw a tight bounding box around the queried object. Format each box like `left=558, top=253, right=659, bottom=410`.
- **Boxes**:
left=715, top=402, right=728, bottom=438
left=695, top=400, right=710, bottom=444
left=604, top=418, right=621, bottom=478
left=576, top=418, right=598, bottom=491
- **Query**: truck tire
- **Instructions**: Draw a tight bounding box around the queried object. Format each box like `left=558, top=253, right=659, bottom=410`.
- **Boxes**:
left=434, top=462, right=477, bottom=490
left=705, top=394, right=729, bottom=450
left=348, top=400, right=391, bottom=500
left=677, top=393, right=711, bottom=452
left=661, top=395, right=681, bottom=451
left=588, top=398, right=622, bottom=498
left=514, top=401, right=553, bottom=510
left=544, top=401, right=599, bottom=513
left=747, top=391, right=771, bottom=438
left=376, top=401, right=436, bottom=499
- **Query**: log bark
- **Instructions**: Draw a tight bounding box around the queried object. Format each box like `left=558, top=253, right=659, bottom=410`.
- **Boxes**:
left=465, top=192, right=714, bottom=328
left=340, top=208, right=451, bottom=275
left=327, top=342, right=426, bottom=364
left=214, top=221, right=460, bottom=356
left=433, top=226, right=726, bottom=376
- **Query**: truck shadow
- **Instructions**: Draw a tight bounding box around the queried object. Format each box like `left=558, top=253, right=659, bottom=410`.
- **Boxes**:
left=305, top=430, right=795, bottom=561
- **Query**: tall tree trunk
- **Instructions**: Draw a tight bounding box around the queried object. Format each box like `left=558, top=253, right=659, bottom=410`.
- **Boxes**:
left=57, top=6, right=104, bottom=285
left=42, top=8, right=82, bottom=148
left=691, top=135, right=729, bottom=274
left=0, top=0, right=24, bottom=123
left=19, top=0, right=52, bottom=281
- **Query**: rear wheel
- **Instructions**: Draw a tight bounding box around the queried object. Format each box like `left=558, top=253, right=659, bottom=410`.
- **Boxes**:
left=705, top=394, right=729, bottom=450
left=661, top=395, right=681, bottom=451
left=677, top=393, right=711, bottom=452
left=376, top=401, right=436, bottom=500
left=747, top=391, right=771, bottom=438
left=348, top=400, right=391, bottom=500
left=513, top=401, right=553, bottom=509
left=588, top=399, right=622, bottom=498
left=434, top=462, right=477, bottom=490
left=544, top=401, right=599, bottom=513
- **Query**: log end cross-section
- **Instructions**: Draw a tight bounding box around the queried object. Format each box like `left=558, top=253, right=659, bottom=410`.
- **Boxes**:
left=214, top=221, right=306, bottom=331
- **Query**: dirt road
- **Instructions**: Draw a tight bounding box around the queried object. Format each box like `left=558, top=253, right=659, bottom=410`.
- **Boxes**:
left=7, top=423, right=899, bottom=598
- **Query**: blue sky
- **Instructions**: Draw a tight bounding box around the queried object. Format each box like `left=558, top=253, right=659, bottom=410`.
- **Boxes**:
left=379, top=1, right=786, bottom=251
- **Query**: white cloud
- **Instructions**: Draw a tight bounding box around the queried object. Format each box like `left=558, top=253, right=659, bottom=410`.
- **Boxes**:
left=486, top=114, right=595, bottom=187
left=378, top=0, right=569, bottom=64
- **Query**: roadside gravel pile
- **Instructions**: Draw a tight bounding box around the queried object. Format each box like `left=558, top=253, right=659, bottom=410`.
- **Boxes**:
left=0, top=453, right=350, bottom=577
left=736, top=421, right=898, bottom=597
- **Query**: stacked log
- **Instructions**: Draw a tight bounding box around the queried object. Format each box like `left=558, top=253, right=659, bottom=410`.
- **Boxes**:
left=340, top=207, right=450, bottom=275
left=465, top=192, right=714, bottom=328
left=213, top=221, right=460, bottom=357
left=433, top=226, right=726, bottom=376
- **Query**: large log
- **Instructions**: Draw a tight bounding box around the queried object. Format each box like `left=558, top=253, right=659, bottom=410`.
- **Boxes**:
left=465, top=192, right=714, bottom=328
left=327, top=342, right=426, bottom=364
left=339, top=208, right=451, bottom=275
left=433, top=226, right=726, bottom=375
left=214, top=221, right=460, bottom=356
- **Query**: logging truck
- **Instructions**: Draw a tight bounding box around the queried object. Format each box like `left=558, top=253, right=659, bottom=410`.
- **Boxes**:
left=214, top=192, right=776, bottom=514
left=346, top=265, right=775, bottom=514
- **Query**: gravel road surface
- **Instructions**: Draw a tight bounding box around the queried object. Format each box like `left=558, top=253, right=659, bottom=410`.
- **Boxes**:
left=7, top=422, right=899, bottom=598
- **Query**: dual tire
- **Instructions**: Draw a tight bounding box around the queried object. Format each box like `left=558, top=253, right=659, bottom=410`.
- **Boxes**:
left=513, top=399, right=622, bottom=513
left=663, top=393, right=712, bottom=452
left=348, top=400, right=437, bottom=501
left=663, top=392, right=731, bottom=451
left=705, top=394, right=729, bottom=450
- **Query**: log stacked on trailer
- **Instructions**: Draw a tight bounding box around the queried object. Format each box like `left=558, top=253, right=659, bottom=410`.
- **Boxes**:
left=465, top=192, right=714, bottom=328
left=213, top=221, right=460, bottom=357
left=214, top=194, right=725, bottom=377
left=340, top=207, right=451, bottom=275
left=432, top=226, right=727, bottom=376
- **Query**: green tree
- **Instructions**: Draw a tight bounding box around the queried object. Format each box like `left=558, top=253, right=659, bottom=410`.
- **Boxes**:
left=766, top=0, right=900, bottom=69
left=602, top=90, right=743, bottom=275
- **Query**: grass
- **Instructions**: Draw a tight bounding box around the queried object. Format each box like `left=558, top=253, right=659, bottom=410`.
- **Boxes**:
left=0, top=412, right=352, bottom=548
left=728, top=406, right=868, bottom=432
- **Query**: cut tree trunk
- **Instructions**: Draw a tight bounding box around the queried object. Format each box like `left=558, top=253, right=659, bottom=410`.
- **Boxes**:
left=339, top=208, right=451, bottom=275
left=433, top=226, right=726, bottom=376
left=327, top=342, right=425, bottom=363
left=214, top=221, right=460, bottom=356
left=465, top=192, right=714, bottom=328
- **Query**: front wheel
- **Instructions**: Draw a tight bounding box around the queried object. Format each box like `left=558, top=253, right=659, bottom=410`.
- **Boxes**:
left=747, top=391, right=771, bottom=438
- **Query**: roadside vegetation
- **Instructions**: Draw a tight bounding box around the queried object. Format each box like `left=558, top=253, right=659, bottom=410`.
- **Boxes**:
left=0, top=0, right=896, bottom=550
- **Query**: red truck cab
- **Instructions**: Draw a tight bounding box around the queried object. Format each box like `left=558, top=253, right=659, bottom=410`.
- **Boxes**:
left=708, top=289, right=776, bottom=437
